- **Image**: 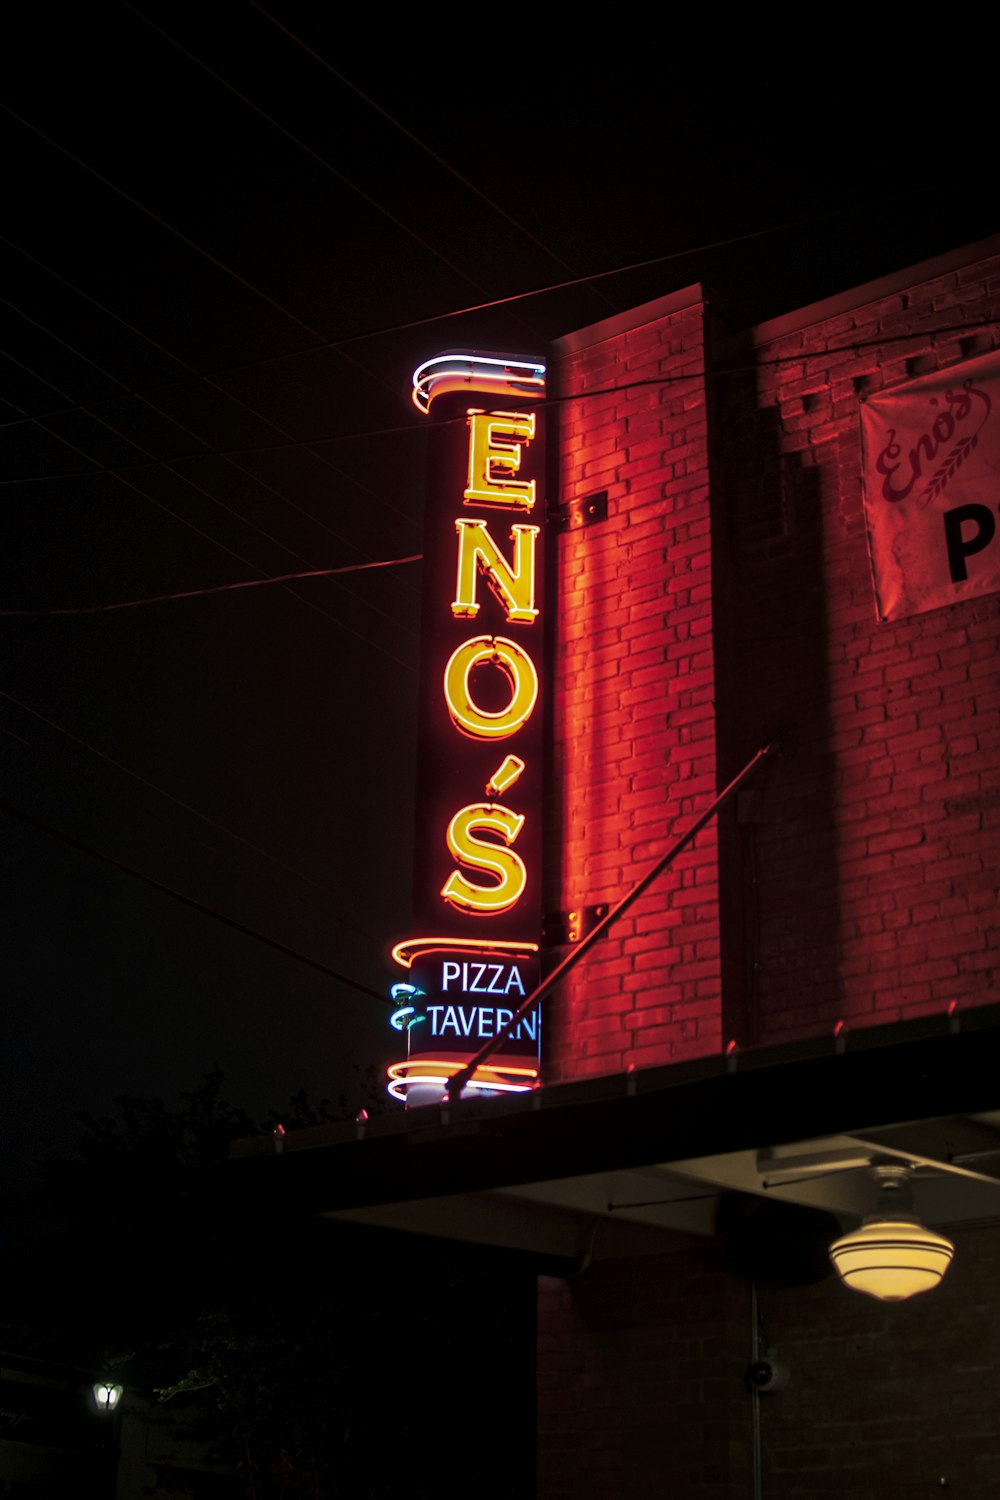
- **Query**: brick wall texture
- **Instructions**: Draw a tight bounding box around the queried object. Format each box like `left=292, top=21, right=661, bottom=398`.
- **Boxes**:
left=537, top=1225, right=1000, bottom=1500
left=755, top=1223, right=1000, bottom=1498
left=545, top=246, right=1000, bottom=1077
left=538, top=242, right=1000, bottom=1499
left=546, top=295, right=722, bottom=1082
left=537, top=1246, right=751, bottom=1500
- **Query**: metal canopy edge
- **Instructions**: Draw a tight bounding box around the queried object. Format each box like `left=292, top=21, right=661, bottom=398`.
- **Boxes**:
left=227, top=1007, right=1000, bottom=1250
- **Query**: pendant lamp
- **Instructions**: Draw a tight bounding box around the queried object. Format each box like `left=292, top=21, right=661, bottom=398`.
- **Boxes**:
left=829, top=1163, right=954, bottom=1301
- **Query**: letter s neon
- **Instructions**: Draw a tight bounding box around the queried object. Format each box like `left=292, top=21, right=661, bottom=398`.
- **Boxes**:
left=440, top=803, right=527, bottom=915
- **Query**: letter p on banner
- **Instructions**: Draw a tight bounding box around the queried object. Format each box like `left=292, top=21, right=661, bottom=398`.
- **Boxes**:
left=861, top=348, right=1000, bottom=620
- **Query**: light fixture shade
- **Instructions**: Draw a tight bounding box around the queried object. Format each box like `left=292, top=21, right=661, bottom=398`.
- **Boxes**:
left=93, top=1382, right=124, bottom=1412
left=829, top=1215, right=954, bottom=1301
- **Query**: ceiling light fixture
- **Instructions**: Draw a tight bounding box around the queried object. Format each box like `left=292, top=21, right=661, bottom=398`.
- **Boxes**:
left=829, top=1163, right=954, bottom=1301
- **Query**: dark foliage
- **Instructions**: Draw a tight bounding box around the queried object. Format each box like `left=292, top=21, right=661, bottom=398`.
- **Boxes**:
left=0, top=1068, right=533, bottom=1499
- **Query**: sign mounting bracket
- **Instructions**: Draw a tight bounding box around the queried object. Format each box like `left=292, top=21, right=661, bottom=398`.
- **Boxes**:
left=550, top=490, right=608, bottom=533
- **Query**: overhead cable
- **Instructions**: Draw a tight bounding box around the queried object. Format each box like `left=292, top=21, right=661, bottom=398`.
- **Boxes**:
left=0, top=687, right=394, bottom=948
left=3, top=340, right=419, bottom=671
left=0, top=554, right=422, bottom=616
left=3, top=285, right=419, bottom=539
left=6, top=316, right=994, bottom=484
left=121, top=1, right=545, bottom=347
left=1, top=234, right=424, bottom=596
left=0, top=196, right=928, bottom=433
left=103, top=468, right=420, bottom=673
left=4, top=296, right=420, bottom=629
left=0, top=100, right=398, bottom=406
left=1, top=797, right=394, bottom=1007
left=251, top=2, right=618, bottom=310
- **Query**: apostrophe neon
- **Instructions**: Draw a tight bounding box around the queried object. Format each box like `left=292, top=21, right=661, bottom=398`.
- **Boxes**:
left=464, top=410, right=537, bottom=510
left=443, top=635, right=538, bottom=740
left=452, top=519, right=539, bottom=623
left=485, top=754, right=525, bottom=798
left=441, top=803, right=526, bottom=915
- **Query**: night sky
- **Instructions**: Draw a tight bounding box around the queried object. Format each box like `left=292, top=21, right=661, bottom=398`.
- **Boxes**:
left=3, top=7, right=997, bottom=1192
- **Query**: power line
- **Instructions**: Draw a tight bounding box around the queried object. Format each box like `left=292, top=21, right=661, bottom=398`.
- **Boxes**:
left=109, top=466, right=420, bottom=675
left=122, top=1, right=546, bottom=348
left=0, top=99, right=399, bottom=406
left=1, top=796, right=394, bottom=1007
left=4, top=294, right=419, bottom=633
left=252, top=3, right=618, bottom=312
left=1, top=101, right=323, bottom=343
left=0, top=555, right=421, bottom=616
left=4, top=288, right=417, bottom=544
left=1, top=234, right=425, bottom=586
left=0, top=231, right=195, bottom=379
left=0, top=687, right=397, bottom=949
left=5, top=315, right=995, bottom=484
left=0, top=196, right=922, bottom=436
left=2, top=326, right=420, bottom=672
left=3, top=345, right=74, bottom=404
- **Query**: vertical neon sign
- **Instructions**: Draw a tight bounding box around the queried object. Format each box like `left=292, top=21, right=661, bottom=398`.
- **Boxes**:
left=388, top=354, right=546, bottom=1104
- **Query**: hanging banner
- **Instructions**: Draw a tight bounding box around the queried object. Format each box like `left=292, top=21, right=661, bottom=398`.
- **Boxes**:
left=860, top=347, right=1000, bottom=621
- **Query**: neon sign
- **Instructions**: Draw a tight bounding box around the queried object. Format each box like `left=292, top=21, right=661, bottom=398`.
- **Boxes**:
left=443, top=636, right=539, bottom=739
left=390, top=353, right=546, bottom=1103
left=465, top=411, right=538, bottom=509
left=442, top=803, right=527, bottom=915
left=452, top=520, right=540, bottom=622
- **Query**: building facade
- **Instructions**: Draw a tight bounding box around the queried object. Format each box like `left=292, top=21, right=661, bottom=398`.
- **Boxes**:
left=536, top=235, right=1000, bottom=1498
left=547, top=238, right=998, bottom=1082
left=234, top=236, right=1000, bottom=1500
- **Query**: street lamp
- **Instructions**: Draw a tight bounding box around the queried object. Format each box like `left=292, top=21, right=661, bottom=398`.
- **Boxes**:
left=92, top=1381, right=124, bottom=1413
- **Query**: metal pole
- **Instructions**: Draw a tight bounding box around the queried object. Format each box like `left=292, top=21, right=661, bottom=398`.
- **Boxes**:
left=751, top=1280, right=763, bottom=1500
left=447, top=741, right=778, bottom=1101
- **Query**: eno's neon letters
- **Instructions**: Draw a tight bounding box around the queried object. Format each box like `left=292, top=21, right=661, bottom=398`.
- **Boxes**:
left=452, top=519, right=539, bottom=623
left=391, top=355, right=546, bottom=1102
left=443, top=635, right=538, bottom=740
left=465, top=410, right=537, bottom=510
left=441, top=802, right=526, bottom=914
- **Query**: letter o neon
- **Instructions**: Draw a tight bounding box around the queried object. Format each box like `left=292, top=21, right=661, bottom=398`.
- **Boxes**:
left=443, top=635, right=538, bottom=739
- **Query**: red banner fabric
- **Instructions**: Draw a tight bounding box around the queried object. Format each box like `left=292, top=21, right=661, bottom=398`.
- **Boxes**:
left=860, top=347, right=1000, bottom=621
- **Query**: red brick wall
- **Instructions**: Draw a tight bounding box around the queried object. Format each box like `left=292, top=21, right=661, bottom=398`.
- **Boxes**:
left=537, top=1245, right=752, bottom=1500
left=536, top=242, right=1000, bottom=1500
left=537, top=1224, right=1000, bottom=1500
left=756, top=1223, right=1000, bottom=1497
left=545, top=291, right=723, bottom=1082
left=545, top=248, right=999, bottom=1071
left=715, top=249, right=1000, bottom=1045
